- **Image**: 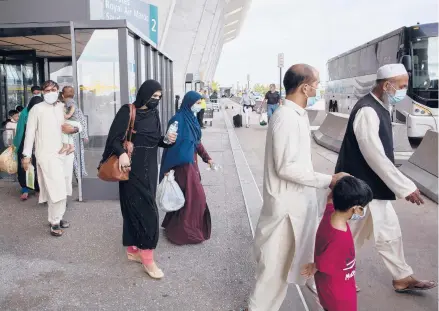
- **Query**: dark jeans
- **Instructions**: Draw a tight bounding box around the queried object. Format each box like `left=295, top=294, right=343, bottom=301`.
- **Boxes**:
left=197, top=109, right=205, bottom=127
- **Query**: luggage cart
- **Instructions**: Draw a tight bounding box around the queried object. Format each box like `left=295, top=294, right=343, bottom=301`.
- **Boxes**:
left=211, top=99, right=220, bottom=112
left=204, top=102, right=214, bottom=127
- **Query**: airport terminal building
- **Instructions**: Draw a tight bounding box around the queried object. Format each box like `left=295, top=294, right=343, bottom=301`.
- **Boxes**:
left=0, top=0, right=250, bottom=200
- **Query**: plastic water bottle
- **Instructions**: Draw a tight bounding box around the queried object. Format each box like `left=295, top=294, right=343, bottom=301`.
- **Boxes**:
left=164, top=121, right=178, bottom=144
left=206, top=163, right=221, bottom=171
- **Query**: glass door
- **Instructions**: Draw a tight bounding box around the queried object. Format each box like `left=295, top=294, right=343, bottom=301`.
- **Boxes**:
left=0, top=51, right=39, bottom=122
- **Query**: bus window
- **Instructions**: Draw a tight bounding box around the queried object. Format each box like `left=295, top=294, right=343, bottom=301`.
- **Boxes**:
left=377, top=35, right=400, bottom=66
left=412, top=37, right=438, bottom=90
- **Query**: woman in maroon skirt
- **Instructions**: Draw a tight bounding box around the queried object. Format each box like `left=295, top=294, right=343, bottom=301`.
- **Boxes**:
left=159, top=91, right=214, bottom=245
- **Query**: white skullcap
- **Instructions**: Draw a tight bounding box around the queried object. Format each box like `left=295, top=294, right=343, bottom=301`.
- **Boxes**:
left=377, top=64, right=408, bottom=80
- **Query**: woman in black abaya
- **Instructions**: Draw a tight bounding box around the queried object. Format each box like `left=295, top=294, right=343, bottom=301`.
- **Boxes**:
left=101, top=80, right=176, bottom=279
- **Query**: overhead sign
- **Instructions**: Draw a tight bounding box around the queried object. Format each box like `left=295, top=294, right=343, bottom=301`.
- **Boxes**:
left=103, top=0, right=158, bottom=45
left=278, top=53, right=284, bottom=68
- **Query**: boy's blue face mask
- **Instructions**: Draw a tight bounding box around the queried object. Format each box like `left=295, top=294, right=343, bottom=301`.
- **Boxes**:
left=350, top=206, right=367, bottom=221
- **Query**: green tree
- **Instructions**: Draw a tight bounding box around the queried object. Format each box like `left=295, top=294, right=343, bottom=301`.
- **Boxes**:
left=253, top=83, right=269, bottom=95
left=211, top=81, right=220, bottom=92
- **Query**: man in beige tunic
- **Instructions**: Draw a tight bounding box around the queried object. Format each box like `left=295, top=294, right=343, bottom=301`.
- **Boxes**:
left=22, top=80, right=80, bottom=237
left=242, top=65, right=347, bottom=311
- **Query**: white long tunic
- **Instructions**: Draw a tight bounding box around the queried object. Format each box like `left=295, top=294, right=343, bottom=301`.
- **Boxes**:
left=23, top=101, right=76, bottom=204
left=253, top=99, right=332, bottom=285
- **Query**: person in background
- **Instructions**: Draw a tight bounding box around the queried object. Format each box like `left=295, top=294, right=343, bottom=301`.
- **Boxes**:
left=30, top=85, right=42, bottom=97
left=101, top=80, right=176, bottom=279
left=210, top=90, right=218, bottom=102
left=21, top=80, right=79, bottom=237
left=301, top=176, right=373, bottom=311
left=262, top=84, right=281, bottom=122
left=175, top=94, right=180, bottom=112
left=2, top=110, right=19, bottom=147
left=197, top=89, right=208, bottom=129
left=15, top=105, right=24, bottom=116
left=335, top=63, right=437, bottom=293
left=61, top=86, right=89, bottom=179
left=14, top=97, right=43, bottom=201
left=160, top=91, right=214, bottom=245
left=240, top=91, right=253, bottom=128
left=241, top=64, right=348, bottom=311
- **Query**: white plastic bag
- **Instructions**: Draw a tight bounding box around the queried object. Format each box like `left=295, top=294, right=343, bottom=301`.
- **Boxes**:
left=156, top=170, right=185, bottom=212
left=259, top=113, right=268, bottom=126
left=0, top=146, right=17, bottom=174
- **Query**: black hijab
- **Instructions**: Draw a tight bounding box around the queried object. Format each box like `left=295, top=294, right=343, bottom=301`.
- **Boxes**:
left=134, top=80, right=163, bottom=141
left=101, top=80, right=164, bottom=164
left=28, top=95, right=44, bottom=111
left=134, top=79, right=162, bottom=108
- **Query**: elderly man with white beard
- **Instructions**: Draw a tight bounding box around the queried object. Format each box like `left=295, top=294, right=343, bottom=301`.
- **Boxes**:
left=335, top=64, right=437, bottom=293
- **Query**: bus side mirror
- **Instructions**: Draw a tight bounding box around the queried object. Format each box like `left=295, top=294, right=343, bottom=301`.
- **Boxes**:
left=401, top=55, right=412, bottom=72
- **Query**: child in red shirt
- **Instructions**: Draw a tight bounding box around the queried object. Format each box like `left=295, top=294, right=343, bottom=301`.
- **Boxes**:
left=301, top=176, right=373, bottom=311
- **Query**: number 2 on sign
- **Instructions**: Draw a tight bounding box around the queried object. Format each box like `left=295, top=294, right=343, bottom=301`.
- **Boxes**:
left=151, top=19, right=157, bottom=32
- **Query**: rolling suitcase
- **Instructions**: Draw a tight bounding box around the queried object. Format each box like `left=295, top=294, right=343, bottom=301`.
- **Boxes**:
left=233, top=114, right=242, bottom=128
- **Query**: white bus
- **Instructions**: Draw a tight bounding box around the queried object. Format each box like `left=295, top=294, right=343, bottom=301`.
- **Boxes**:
left=325, top=23, right=438, bottom=141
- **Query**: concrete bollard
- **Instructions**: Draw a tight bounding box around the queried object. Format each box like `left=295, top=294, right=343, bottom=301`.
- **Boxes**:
left=312, top=113, right=349, bottom=153
left=392, top=123, right=413, bottom=153
left=306, top=110, right=327, bottom=127
left=399, top=130, right=438, bottom=203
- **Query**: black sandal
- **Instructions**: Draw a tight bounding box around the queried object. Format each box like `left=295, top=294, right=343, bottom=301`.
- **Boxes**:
left=48, top=220, right=70, bottom=229
left=50, top=225, right=63, bottom=237
left=49, top=220, right=70, bottom=229
left=60, top=220, right=70, bottom=228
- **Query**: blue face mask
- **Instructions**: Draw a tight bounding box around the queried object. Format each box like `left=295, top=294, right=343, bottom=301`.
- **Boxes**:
left=307, top=97, right=317, bottom=107
left=386, top=84, right=407, bottom=104
left=350, top=207, right=367, bottom=221
left=305, top=85, right=318, bottom=105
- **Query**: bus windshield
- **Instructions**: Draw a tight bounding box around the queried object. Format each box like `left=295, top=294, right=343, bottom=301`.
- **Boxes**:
left=412, top=36, right=438, bottom=90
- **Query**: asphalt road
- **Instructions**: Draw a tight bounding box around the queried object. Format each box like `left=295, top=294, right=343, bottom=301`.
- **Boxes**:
left=224, top=99, right=438, bottom=311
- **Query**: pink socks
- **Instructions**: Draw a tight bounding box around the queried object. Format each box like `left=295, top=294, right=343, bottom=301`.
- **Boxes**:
left=127, top=246, right=138, bottom=254
left=126, top=246, right=154, bottom=265
left=139, top=249, right=154, bottom=265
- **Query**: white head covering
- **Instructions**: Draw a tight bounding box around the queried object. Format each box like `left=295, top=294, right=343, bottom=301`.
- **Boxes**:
left=377, top=64, right=408, bottom=80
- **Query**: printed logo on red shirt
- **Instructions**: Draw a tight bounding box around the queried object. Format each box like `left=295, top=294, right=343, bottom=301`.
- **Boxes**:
left=344, top=250, right=356, bottom=281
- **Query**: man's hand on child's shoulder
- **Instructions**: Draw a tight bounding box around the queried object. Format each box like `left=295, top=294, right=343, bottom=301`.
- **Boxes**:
left=301, top=263, right=317, bottom=279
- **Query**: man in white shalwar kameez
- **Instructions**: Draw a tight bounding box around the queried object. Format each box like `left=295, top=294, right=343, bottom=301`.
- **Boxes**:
left=22, top=80, right=80, bottom=237
left=242, top=64, right=347, bottom=311
left=335, top=64, right=437, bottom=293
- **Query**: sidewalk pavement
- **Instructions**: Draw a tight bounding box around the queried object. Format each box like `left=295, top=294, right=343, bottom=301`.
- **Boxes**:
left=224, top=99, right=438, bottom=311
left=0, top=108, right=255, bottom=311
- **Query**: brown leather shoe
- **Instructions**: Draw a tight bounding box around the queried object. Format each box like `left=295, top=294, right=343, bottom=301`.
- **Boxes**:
left=393, top=276, right=437, bottom=293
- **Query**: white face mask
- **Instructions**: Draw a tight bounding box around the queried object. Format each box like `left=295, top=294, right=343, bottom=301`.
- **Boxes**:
left=43, top=91, right=58, bottom=104
left=191, top=103, right=202, bottom=114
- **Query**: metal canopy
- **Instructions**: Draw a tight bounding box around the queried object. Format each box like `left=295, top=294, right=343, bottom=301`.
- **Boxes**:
left=0, top=20, right=173, bottom=62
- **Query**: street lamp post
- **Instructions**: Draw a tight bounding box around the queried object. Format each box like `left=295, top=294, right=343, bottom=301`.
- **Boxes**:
left=277, top=53, right=286, bottom=98
left=278, top=53, right=284, bottom=101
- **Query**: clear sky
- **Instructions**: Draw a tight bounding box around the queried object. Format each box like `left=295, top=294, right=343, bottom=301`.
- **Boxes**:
left=214, top=0, right=438, bottom=88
